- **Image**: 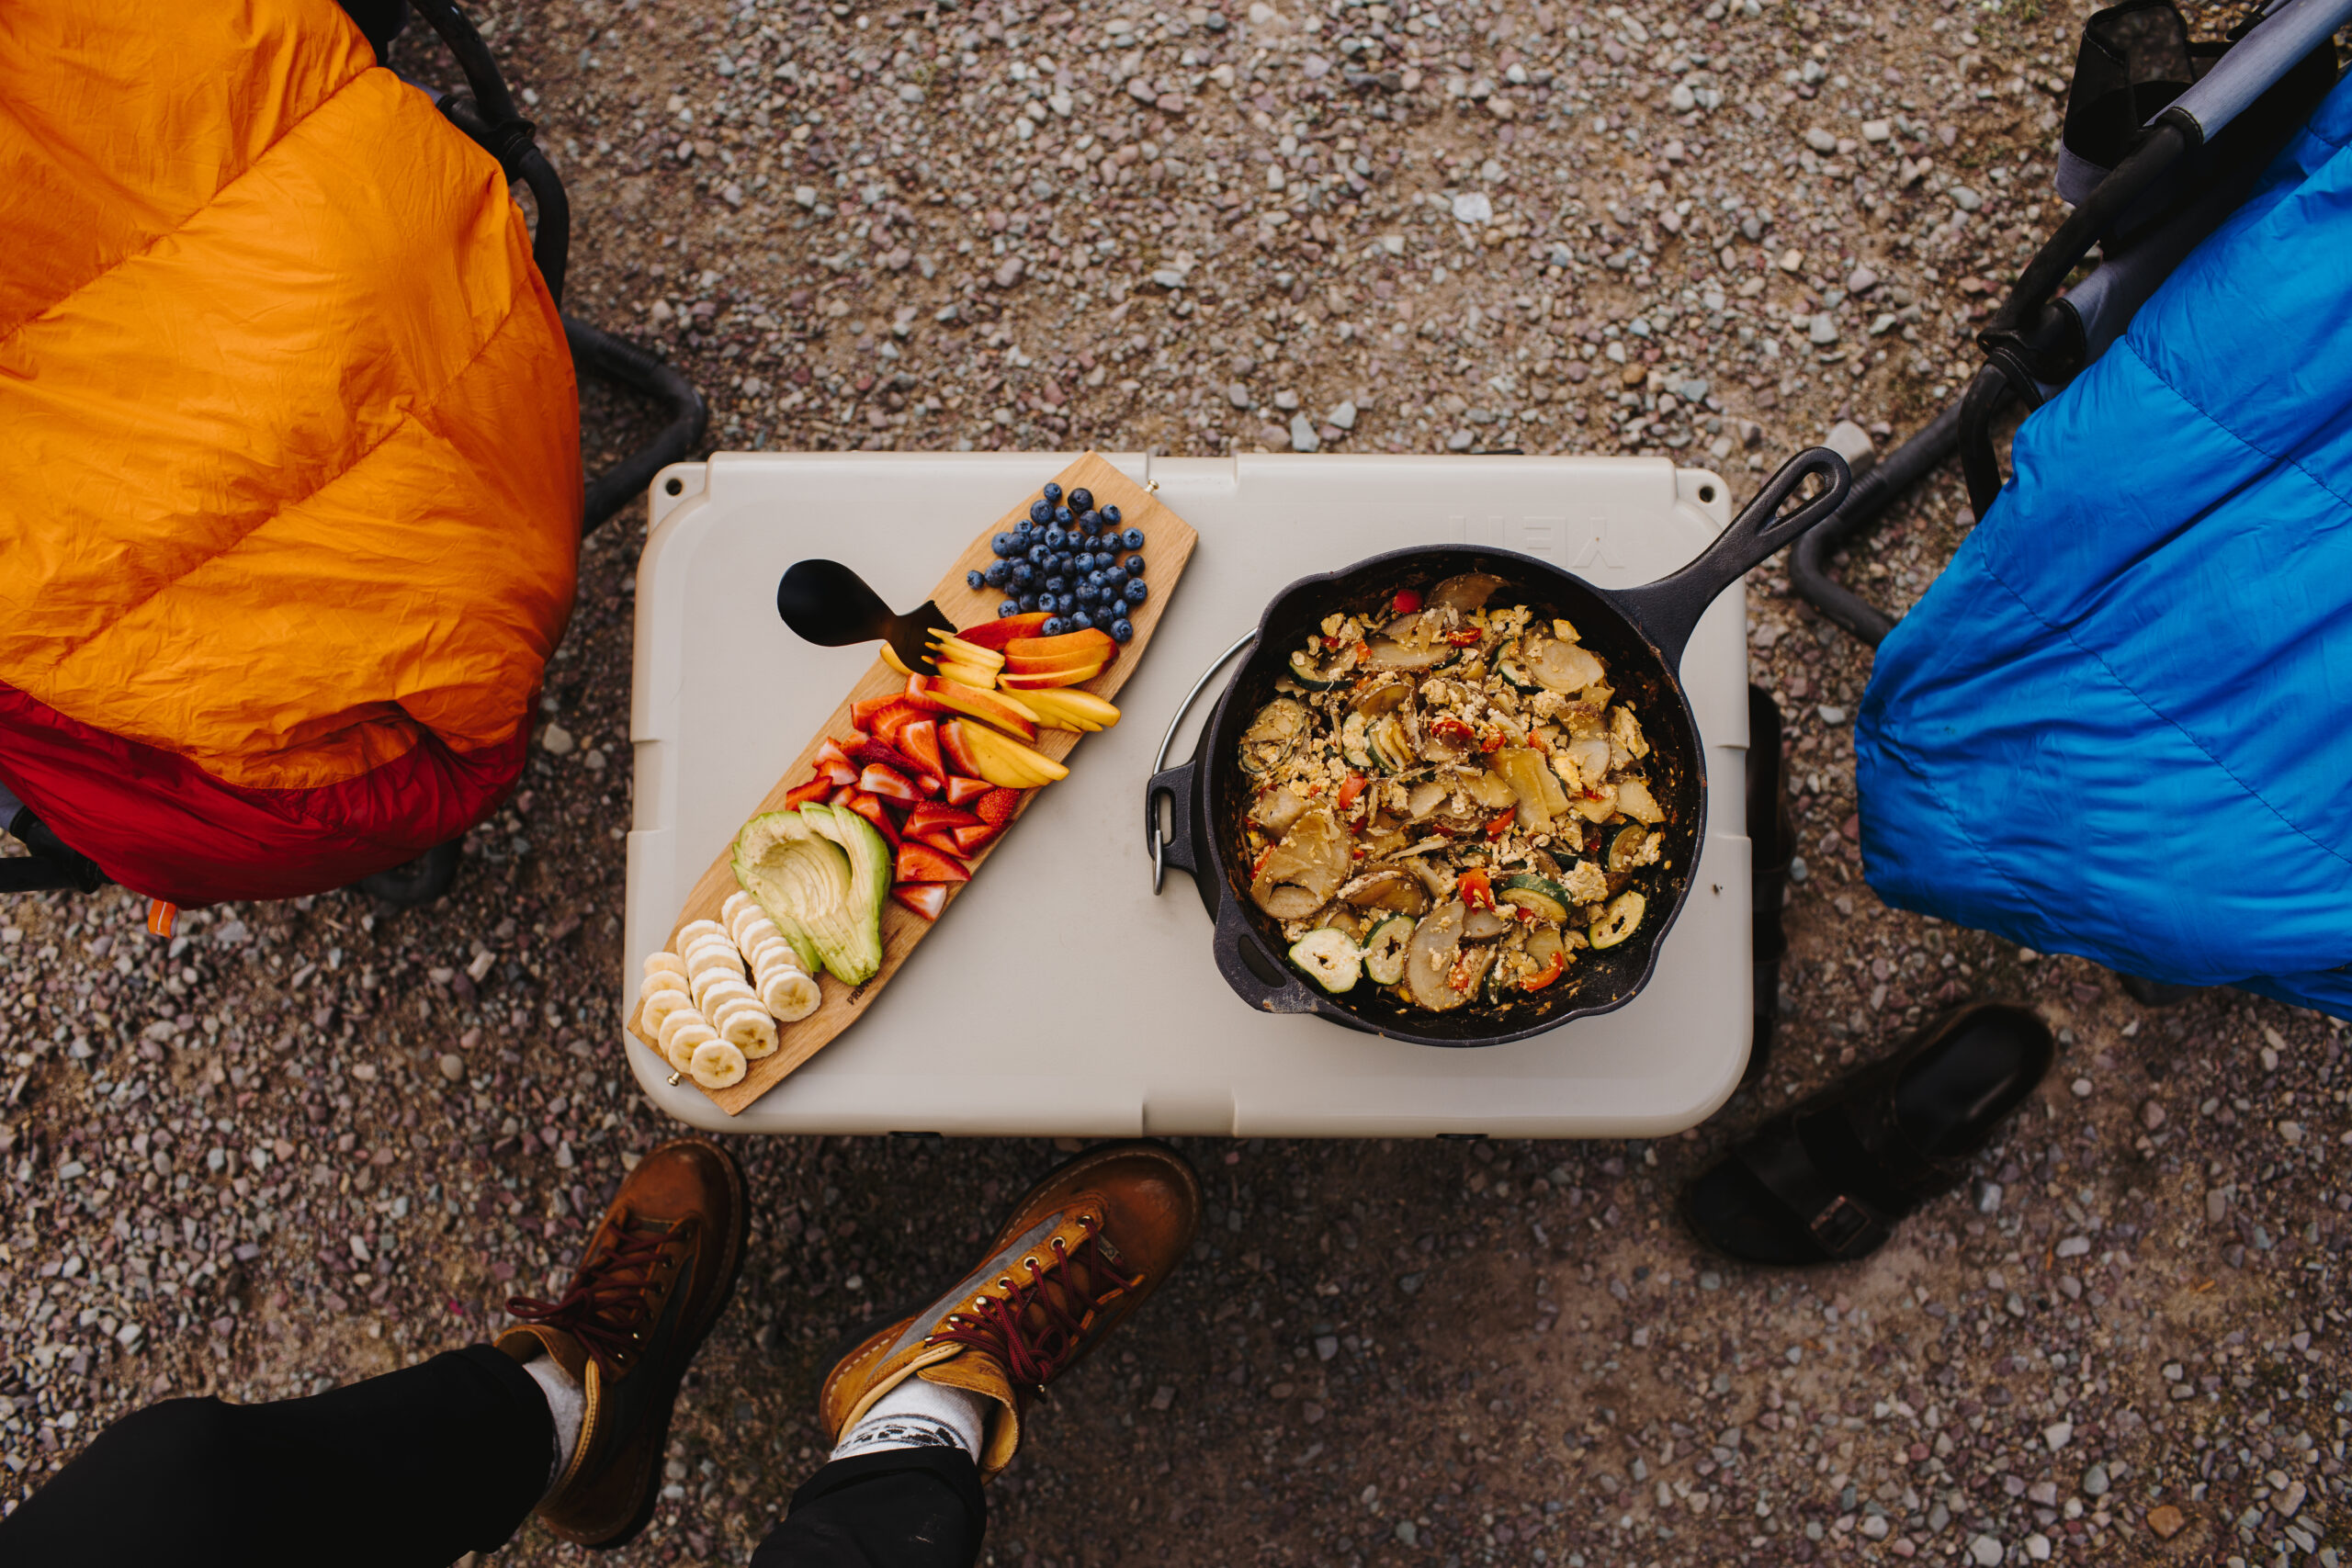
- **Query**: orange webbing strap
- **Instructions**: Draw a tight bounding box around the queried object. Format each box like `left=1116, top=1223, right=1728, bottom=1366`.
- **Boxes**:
left=146, top=900, right=178, bottom=939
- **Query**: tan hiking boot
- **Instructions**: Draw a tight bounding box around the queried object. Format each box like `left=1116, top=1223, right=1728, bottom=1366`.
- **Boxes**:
left=819, top=1140, right=1201, bottom=1479
left=494, top=1136, right=747, bottom=1548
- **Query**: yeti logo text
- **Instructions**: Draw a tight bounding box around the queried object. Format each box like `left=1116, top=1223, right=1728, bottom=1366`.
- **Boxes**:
left=1442, top=514, right=1576, bottom=558
left=1573, top=510, right=1625, bottom=571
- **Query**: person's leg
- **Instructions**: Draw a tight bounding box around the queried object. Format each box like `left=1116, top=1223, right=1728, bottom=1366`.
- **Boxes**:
left=0, top=1135, right=744, bottom=1566
left=0, top=1346, right=550, bottom=1568
left=751, top=1140, right=1202, bottom=1568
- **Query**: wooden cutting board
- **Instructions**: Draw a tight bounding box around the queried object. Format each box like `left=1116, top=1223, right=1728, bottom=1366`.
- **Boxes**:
left=628, top=453, right=1199, bottom=1114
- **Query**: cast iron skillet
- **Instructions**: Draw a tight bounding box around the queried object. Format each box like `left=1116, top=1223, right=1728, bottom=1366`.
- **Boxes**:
left=1147, top=448, right=1850, bottom=1047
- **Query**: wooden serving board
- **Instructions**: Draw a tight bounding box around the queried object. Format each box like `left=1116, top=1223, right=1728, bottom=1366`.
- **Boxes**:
left=628, top=453, right=1199, bottom=1114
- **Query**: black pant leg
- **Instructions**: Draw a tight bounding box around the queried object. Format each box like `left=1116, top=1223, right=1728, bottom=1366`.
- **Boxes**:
left=751, top=1449, right=987, bottom=1568
left=0, top=1345, right=550, bottom=1568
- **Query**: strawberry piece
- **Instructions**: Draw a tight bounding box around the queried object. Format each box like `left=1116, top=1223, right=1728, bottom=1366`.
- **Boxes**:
left=911, top=829, right=966, bottom=860
left=850, top=694, right=900, bottom=729
left=829, top=784, right=861, bottom=806
left=784, top=777, right=833, bottom=809
left=844, top=791, right=902, bottom=849
left=859, top=763, right=920, bottom=805
left=894, top=841, right=971, bottom=885
left=974, top=787, right=1022, bottom=827
left=870, top=700, right=926, bottom=746
left=951, top=821, right=1002, bottom=854
left=816, top=738, right=861, bottom=786
left=943, top=775, right=993, bottom=807
left=892, top=883, right=949, bottom=920
left=899, top=673, right=953, bottom=713
left=904, top=802, right=983, bottom=837
left=846, top=738, right=926, bottom=779
left=899, top=718, right=945, bottom=779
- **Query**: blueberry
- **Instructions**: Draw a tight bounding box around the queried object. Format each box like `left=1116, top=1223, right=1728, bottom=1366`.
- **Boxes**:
left=1102, top=566, right=1127, bottom=592
left=1044, top=525, right=1067, bottom=549
left=1111, top=617, right=1136, bottom=643
left=1069, top=487, right=1095, bottom=513
left=1122, top=527, right=1146, bottom=550
left=1125, top=580, right=1149, bottom=605
left=1013, top=517, right=1035, bottom=537
left=1077, top=509, right=1102, bottom=536
left=998, top=598, right=1022, bottom=617
left=984, top=559, right=1012, bottom=588
left=1043, top=481, right=1064, bottom=504
left=992, top=532, right=1019, bottom=558
left=1044, top=575, right=1069, bottom=595
left=1100, top=503, right=1123, bottom=526
left=1067, top=551, right=1089, bottom=572
left=1054, top=506, right=1074, bottom=526
left=1125, top=553, right=1146, bottom=575
left=1035, top=593, right=1057, bottom=615
left=1042, top=615, right=1069, bottom=637
left=1018, top=592, right=1039, bottom=612
left=1029, top=499, right=1054, bottom=525
left=1026, top=544, right=1050, bottom=566
left=1070, top=610, right=1095, bottom=631
left=1011, top=562, right=1035, bottom=588
left=967, top=569, right=987, bottom=591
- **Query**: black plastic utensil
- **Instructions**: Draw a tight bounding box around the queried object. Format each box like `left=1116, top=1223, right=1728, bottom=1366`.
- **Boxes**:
left=775, top=559, right=959, bottom=674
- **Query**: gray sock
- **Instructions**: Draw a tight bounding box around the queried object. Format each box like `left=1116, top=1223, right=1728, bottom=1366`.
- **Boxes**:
left=522, top=1354, right=585, bottom=1495
left=830, top=1377, right=989, bottom=1461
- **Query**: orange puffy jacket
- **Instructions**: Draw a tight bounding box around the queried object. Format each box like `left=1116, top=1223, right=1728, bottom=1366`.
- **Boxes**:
left=0, top=0, right=581, bottom=906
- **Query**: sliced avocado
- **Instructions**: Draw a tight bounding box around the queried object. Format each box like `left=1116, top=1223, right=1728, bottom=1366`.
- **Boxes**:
left=729, top=805, right=889, bottom=986
left=801, top=803, right=892, bottom=984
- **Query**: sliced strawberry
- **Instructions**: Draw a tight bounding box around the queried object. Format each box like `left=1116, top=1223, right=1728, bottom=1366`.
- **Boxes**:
left=869, top=700, right=926, bottom=747
left=850, top=694, right=900, bottom=729
left=952, top=821, right=1003, bottom=855
left=844, top=791, right=902, bottom=849
left=904, top=802, right=983, bottom=837
left=784, top=777, right=833, bottom=809
left=911, top=829, right=966, bottom=860
left=859, top=763, right=921, bottom=805
left=846, top=738, right=926, bottom=779
left=974, top=787, right=1023, bottom=827
left=899, top=672, right=953, bottom=713
left=829, top=784, right=861, bottom=806
left=816, top=737, right=861, bottom=786
left=891, top=883, right=949, bottom=920
left=943, top=774, right=993, bottom=807
left=894, top=840, right=972, bottom=885
left=899, top=718, right=945, bottom=780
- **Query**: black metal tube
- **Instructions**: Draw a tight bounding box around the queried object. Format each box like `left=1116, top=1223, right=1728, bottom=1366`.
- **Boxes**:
left=1957, top=366, right=2018, bottom=519
left=1788, top=399, right=1966, bottom=647
left=516, top=145, right=570, bottom=305
left=404, top=0, right=521, bottom=125
left=0, top=859, right=86, bottom=895
left=565, top=315, right=710, bottom=533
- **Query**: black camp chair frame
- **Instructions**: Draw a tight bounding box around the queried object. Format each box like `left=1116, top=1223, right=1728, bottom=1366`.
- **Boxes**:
left=0, top=0, right=706, bottom=906
left=1791, top=0, right=2344, bottom=648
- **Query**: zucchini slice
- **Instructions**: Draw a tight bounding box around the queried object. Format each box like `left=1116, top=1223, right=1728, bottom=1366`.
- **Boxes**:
left=1289, top=928, right=1363, bottom=993
left=1495, top=639, right=1540, bottom=693
left=1496, top=873, right=1573, bottom=923
left=1289, top=646, right=1351, bottom=688
left=1608, top=824, right=1652, bottom=874
left=1362, top=914, right=1414, bottom=985
left=1367, top=715, right=1410, bottom=775
left=1340, top=711, right=1373, bottom=769
left=1589, top=890, right=1645, bottom=949
left=1240, top=698, right=1309, bottom=776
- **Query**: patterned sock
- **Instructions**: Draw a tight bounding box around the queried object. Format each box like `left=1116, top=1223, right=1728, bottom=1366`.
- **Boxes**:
left=522, top=1354, right=585, bottom=1495
left=829, top=1376, right=989, bottom=1461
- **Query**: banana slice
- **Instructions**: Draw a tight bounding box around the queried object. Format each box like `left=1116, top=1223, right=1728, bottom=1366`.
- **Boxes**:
left=759, top=968, right=821, bottom=1022
left=713, top=1006, right=779, bottom=1058
left=721, top=890, right=757, bottom=923
left=689, top=1038, right=749, bottom=1089
left=644, top=952, right=689, bottom=981
left=639, top=986, right=693, bottom=1037
left=659, top=1012, right=717, bottom=1073
left=683, top=933, right=741, bottom=973
left=695, top=974, right=759, bottom=1010
left=642, top=968, right=691, bottom=997
left=678, top=918, right=729, bottom=949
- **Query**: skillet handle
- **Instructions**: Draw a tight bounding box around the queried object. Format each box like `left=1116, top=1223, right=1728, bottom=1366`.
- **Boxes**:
left=1612, top=446, right=1853, bottom=668
left=1212, top=898, right=1322, bottom=1016
left=1146, top=761, right=1198, bottom=894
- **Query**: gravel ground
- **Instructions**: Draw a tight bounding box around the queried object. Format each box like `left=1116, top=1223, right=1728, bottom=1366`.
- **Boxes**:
left=6, top=0, right=2350, bottom=1564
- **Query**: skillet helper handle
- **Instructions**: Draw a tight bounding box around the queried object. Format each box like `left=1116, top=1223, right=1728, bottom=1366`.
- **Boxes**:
left=1146, top=760, right=1198, bottom=894
left=1613, top=446, right=1853, bottom=667
left=1211, top=898, right=1323, bottom=1016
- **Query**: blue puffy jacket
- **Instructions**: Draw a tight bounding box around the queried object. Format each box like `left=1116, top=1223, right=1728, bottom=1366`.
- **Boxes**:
left=1855, top=70, right=2352, bottom=1019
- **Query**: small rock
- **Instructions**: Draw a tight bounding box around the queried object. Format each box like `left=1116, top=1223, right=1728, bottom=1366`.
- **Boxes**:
left=2145, top=1504, right=2187, bottom=1540
left=1274, top=389, right=1300, bottom=411
left=1149, top=1384, right=1175, bottom=1410
left=2044, top=1419, right=2074, bottom=1451
left=2070, top=1077, right=2093, bottom=1099
left=2054, top=1235, right=2089, bottom=1258
left=1969, top=1535, right=2005, bottom=1566
left=1289, top=414, right=1320, bottom=453
left=1804, top=127, right=1838, bottom=152
left=1816, top=705, right=1848, bottom=725
left=1227, top=382, right=1251, bottom=410
left=437, top=1053, right=465, bottom=1081
left=1778, top=248, right=1804, bottom=273
left=1951, top=186, right=1983, bottom=212
left=1149, top=267, right=1187, bottom=289
left=2083, top=1463, right=2110, bottom=1497
left=1848, top=265, right=1880, bottom=294
left=2141, top=1100, right=2166, bottom=1130
left=1395, top=1521, right=1419, bottom=1547
left=993, top=256, right=1025, bottom=288
left=2279, top=1120, right=2305, bottom=1145
left=1314, top=1334, right=1340, bottom=1361
left=1861, top=119, right=1893, bottom=141
left=1668, top=84, right=1696, bottom=111
left=1807, top=312, right=1838, bottom=344
left=1327, top=400, right=1358, bottom=431
left=539, top=724, right=576, bottom=756
left=2277, top=1480, right=2307, bottom=1517
left=1451, top=191, right=1494, bottom=223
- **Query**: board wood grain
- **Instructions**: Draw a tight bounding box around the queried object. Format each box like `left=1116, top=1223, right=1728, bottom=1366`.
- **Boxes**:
left=628, top=453, right=1199, bottom=1114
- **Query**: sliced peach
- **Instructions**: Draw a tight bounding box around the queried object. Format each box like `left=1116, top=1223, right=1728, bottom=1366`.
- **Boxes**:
left=951, top=612, right=1052, bottom=651
left=1000, top=662, right=1107, bottom=690
left=1005, top=628, right=1118, bottom=663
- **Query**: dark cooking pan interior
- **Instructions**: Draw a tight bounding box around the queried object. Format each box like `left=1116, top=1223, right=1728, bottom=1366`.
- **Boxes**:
left=1199, top=545, right=1708, bottom=1045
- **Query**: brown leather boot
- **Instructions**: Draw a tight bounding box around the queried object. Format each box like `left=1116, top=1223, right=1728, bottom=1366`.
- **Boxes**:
left=819, top=1140, right=1200, bottom=1480
left=493, top=1136, right=747, bottom=1549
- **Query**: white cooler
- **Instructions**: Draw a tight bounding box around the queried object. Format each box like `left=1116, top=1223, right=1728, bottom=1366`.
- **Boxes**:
left=626, top=452, right=1752, bottom=1139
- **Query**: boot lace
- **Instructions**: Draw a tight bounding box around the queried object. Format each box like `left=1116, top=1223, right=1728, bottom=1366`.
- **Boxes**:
left=924, top=1213, right=1144, bottom=1394
left=506, top=1216, right=690, bottom=1376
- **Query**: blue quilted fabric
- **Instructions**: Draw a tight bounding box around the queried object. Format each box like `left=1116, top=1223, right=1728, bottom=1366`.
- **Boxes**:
left=1855, top=70, right=2352, bottom=1017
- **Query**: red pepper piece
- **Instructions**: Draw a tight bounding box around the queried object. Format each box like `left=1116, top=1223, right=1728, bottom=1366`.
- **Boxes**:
left=1393, top=588, right=1424, bottom=614
left=1521, top=950, right=1566, bottom=991
left=1458, top=868, right=1495, bottom=908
